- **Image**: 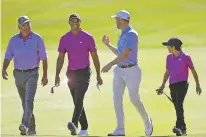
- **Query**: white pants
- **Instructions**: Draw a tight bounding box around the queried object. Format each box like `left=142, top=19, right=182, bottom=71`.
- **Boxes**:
left=113, top=65, right=150, bottom=129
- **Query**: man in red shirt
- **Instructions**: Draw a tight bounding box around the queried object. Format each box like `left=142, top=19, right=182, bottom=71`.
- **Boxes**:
left=55, top=13, right=103, bottom=136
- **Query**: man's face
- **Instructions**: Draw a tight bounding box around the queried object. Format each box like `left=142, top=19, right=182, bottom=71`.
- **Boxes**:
left=69, top=18, right=80, bottom=31
left=115, top=17, right=123, bottom=29
left=19, top=22, right=31, bottom=36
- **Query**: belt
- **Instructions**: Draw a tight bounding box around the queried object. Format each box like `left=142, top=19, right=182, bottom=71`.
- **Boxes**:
left=119, top=64, right=136, bottom=68
left=15, top=67, right=39, bottom=72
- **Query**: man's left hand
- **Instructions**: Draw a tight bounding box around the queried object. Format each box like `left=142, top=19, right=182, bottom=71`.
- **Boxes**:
left=97, top=75, right=103, bottom=85
left=41, top=75, right=48, bottom=87
left=101, top=63, right=113, bottom=73
left=196, top=85, right=202, bottom=95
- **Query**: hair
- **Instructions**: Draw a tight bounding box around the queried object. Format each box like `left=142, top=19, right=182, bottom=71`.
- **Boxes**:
left=174, top=46, right=181, bottom=51
left=170, top=45, right=181, bottom=51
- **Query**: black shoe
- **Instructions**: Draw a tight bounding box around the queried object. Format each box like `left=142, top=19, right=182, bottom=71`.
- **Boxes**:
left=181, top=130, right=187, bottom=136
left=67, top=122, right=77, bottom=135
left=27, top=130, right=37, bottom=136
left=173, top=126, right=182, bottom=136
left=20, top=132, right=26, bottom=136
left=19, top=124, right=27, bottom=135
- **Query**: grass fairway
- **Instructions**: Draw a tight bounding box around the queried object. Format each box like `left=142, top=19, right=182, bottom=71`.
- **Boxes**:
left=1, top=48, right=206, bottom=137
left=1, top=0, right=206, bottom=136
left=1, top=0, right=206, bottom=49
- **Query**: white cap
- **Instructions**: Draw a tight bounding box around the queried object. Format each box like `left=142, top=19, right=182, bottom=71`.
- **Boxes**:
left=111, top=10, right=130, bottom=20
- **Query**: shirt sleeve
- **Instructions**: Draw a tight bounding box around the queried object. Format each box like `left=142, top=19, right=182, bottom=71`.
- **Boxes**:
left=88, top=36, right=97, bottom=52
left=125, top=32, right=138, bottom=50
left=5, top=39, right=14, bottom=60
left=58, top=36, right=66, bottom=53
left=185, top=55, right=194, bottom=69
left=37, top=37, right=47, bottom=60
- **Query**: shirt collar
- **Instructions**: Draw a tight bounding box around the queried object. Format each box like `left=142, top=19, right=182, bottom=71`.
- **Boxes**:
left=121, top=26, right=132, bottom=34
left=172, top=51, right=184, bottom=59
left=19, top=32, right=32, bottom=39
left=70, top=28, right=82, bottom=35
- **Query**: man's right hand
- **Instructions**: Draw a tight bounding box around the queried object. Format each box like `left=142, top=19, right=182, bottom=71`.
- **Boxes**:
left=102, top=35, right=110, bottom=45
left=55, top=75, right=60, bottom=87
left=156, top=85, right=165, bottom=95
left=2, top=69, right=8, bottom=80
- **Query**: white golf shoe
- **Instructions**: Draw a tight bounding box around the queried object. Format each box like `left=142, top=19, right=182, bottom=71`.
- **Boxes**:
left=145, top=118, right=153, bottom=136
left=78, top=130, right=89, bottom=136
left=108, top=128, right=125, bottom=136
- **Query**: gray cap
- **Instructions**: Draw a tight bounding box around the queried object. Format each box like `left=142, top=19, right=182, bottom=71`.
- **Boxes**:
left=18, top=16, right=30, bottom=25
left=111, top=10, right=130, bottom=20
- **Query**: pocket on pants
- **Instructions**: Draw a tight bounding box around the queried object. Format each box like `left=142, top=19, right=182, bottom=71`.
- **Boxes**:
left=113, top=66, right=117, bottom=73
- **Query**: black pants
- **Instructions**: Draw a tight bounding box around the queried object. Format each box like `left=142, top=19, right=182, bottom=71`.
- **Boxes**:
left=66, top=67, right=91, bottom=130
left=169, top=81, right=188, bottom=131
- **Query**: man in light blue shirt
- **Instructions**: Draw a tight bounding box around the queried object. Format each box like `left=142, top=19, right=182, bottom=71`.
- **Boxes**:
left=2, top=16, right=48, bottom=136
left=102, top=10, right=153, bottom=136
left=117, top=25, right=138, bottom=66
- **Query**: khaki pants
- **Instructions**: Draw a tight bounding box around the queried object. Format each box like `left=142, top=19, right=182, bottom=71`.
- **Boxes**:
left=113, top=65, right=150, bottom=129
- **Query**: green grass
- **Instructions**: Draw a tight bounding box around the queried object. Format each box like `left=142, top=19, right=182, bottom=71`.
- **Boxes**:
left=1, top=0, right=206, bottom=136
left=1, top=48, right=206, bottom=136
left=1, top=0, right=206, bottom=50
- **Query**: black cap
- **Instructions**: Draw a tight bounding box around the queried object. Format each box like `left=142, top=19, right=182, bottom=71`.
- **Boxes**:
left=162, top=37, right=183, bottom=47
left=69, top=13, right=81, bottom=21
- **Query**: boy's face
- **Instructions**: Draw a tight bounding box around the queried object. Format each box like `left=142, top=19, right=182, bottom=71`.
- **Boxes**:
left=167, top=46, right=175, bottom=53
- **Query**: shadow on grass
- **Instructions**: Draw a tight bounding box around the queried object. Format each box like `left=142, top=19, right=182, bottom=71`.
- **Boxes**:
left=1, top=134, right=206, bottom=137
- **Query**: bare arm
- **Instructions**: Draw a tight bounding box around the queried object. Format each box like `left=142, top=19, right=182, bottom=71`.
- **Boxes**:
left=2, top=59, right=10, bottom=71
left=3, top=39, right=13, bottom=80
left=190, top=68, right=200, bottom=86
left=110, top=48, right=131, bottom=65
left=90, top=51, right=101, bottom=76
left=102, top=35, right=118, bottom=56
left=55, top=53, right=65, bottom=76
left=55, top=53, right=65, bottom=86
left=2, top=59, right=11, bottom=80
left=161, top=69, right=170, bottom=87
left=41, top=59, right=48, bottom=86
left=105, top=43, right=118, bottom=56
left=156, top=69, right=170, bottom=94
left=101, top=48, right=131, bottom=73
left=190, top=67, right=202, bottom=95
left=90, top=51, right=103, bottom=85
left=42, top=59, right=48, bottom=77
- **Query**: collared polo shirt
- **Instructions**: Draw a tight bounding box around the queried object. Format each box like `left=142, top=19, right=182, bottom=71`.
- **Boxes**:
left=166, top=51, right=194, bottom=84
left=5, top=32, right=47, bottom=70
left=117, top=26, right=138, bottom=66
left=58, top=30, right=97, bottom=70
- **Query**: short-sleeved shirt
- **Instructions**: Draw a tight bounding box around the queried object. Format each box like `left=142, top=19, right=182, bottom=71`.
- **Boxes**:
left=58, top=30, right=97, bottom=70
left=5, top=32, right=47, bottom=70
left=166, top=52, right=194, bottom=84
left=117, top=26, right=138, bottom=66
